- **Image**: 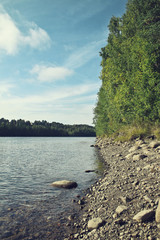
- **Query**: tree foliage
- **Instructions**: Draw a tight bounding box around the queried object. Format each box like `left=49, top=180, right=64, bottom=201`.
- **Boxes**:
left=94, top=0, right=160, bottom=136
left=0, top=118, right=95, bottom=137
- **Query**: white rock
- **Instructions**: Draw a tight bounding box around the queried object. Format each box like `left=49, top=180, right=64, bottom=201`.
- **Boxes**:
left=149, top=141, right=160, bottom=148
left=125, top=153, right=137, bottom=159
left=143, top=164, right=152, bottom=170
left=115, top=205, right=128, bottom=215
left=133, top=209, right=155, bottom=222
left=88, top=217, right=104, bottom=230
left=129, top=145, right=141, bottom=152
left=51, top=180, right=77, bottom=189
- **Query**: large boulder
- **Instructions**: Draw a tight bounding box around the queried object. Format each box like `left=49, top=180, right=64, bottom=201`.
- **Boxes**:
left=51, top=180, right=78, bottom=189
left=133, top=209, right=155, bottom=222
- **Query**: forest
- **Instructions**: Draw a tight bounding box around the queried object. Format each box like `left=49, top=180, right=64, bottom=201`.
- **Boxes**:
left=0, top=118, right=95, bottom=137
left=94, top=0, right=160, bottom=139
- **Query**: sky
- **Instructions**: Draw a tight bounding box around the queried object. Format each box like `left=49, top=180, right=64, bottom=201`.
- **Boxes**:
left=0, top=0, right=128, bottom=125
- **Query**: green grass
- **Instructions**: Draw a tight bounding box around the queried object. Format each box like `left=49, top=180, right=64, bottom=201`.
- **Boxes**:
left=109, top=123, right=160, bottom=142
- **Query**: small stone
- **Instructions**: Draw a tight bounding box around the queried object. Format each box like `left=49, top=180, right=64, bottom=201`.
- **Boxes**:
left=88, top=217, right=104, bottom=230
left=7, top=208, right=13, bottom=211
left=132, top=231, right=139, bottom=237
left=143, top=164, right=152, bottom=170
left=78, top=199, right=85, bottom=205
left=129, top=145, right=141, bottom=152
left=119, top=196, right=131, bottom=204
left=136, top=167, right=141, bottom=172
left=143, top=195, right=152, bottom=203
left=113, top=213, right=117, bottom=219
left=149, top=141, right=160, bottom=148
left=114, top=218, right=126, bottom=225
left=74, top=233, right=79, bottom=238
left=133, top=209, right=155, bottom=222
left=125, top=153, right=137, bottom=159
left=115, top=205, right=128, bottom=215
left=133, top=154, right=147, bottom=161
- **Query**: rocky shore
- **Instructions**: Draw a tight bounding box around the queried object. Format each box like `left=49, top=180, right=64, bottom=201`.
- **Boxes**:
left=1, top=137, right=160, bottom=240
left=66, top=137, right=160, bottom=240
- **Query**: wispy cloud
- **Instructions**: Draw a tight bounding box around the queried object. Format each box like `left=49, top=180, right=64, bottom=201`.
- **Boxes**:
left=0, top=7, right=51, bottom=55
left=0, top=82, right=14, bottom=96
left=65, top=40, right=105, bottom=69
left=30, top=64, right=74, bottom=82
left=0, top=82, right=98, bottom=124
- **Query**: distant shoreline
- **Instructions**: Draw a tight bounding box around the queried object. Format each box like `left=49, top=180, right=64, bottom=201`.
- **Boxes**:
left=0, top=118, right=96, bottom=137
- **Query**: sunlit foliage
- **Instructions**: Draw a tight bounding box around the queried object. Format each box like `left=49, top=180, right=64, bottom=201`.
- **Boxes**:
left=94, top=0, right=160, bottom=136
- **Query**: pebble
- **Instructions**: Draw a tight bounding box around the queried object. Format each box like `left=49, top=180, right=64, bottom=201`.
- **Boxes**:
left=115, top=205, right=128, bottom=215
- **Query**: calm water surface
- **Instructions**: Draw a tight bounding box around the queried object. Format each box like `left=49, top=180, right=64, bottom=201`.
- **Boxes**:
left=0, top=137, right=102, bottom=216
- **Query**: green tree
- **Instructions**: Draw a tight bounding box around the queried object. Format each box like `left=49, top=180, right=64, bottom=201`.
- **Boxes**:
left=94, top=0, right=160, bottom=136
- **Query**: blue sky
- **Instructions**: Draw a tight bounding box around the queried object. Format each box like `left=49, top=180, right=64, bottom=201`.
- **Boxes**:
left=0, top=0, right=127, bottom=125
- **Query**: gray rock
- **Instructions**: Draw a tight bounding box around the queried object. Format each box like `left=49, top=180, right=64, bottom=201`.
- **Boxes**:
left=51, top=180, right=77, bottom=189
left=133, top=209, right=155, bottom=222
left=88, top=217, right=104, bottom=230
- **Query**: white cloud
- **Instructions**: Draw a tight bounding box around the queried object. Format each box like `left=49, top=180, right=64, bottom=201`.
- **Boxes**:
left=22, top=26, right=51, bottom=49
left=30, top=65, right=74, bottom=82
left=0, top=13, right=21, bottom=54
left=0, top=9, right=51, bottom=55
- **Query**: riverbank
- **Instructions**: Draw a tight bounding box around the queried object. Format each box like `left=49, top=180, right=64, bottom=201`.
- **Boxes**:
left=66, top=137, right=160, bottom=239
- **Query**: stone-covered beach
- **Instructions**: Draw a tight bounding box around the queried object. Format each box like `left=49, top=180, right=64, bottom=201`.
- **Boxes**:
left=66, top=137, right=160, bottom=240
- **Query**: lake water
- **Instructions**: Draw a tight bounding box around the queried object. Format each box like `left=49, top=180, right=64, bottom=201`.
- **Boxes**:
left=0, top=137, right=102, bottom=220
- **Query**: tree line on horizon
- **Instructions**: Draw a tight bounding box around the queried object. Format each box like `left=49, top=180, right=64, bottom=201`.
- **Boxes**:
left=0, top=118, right=95, bottom=137
left=94, top=0, right=160, bottom=137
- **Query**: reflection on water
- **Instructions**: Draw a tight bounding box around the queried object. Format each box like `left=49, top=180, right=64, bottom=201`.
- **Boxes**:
left=0, top=137, right=105, bottom=239
left=0, top=137, right=104, bottom=212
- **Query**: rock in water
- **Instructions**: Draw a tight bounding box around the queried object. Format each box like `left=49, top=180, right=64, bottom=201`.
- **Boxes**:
left=51, top=180, right=77, bottom=189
